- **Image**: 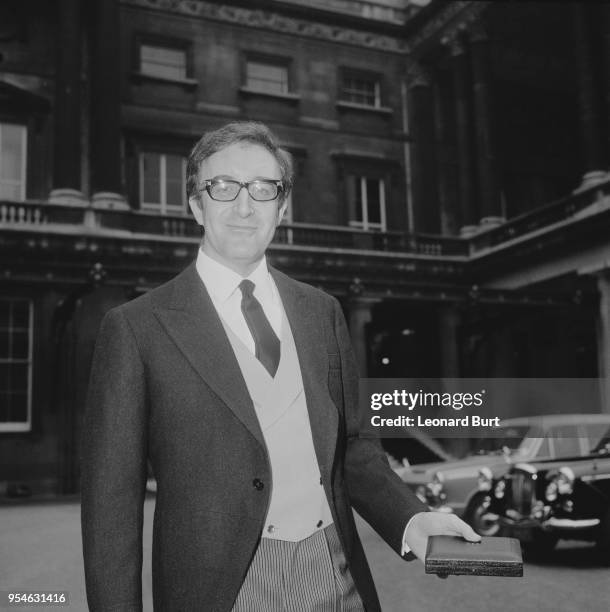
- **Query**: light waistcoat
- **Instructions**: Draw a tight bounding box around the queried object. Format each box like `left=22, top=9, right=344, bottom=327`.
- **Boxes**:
left=220, top=307, right=334, bottom=542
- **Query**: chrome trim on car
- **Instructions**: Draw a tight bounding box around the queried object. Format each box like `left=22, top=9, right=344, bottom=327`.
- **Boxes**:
left=541, top=517, right=600, bottom=529
left=513, top=463, right=538, bottom=474
left=581, top=474, right=608, bottom=482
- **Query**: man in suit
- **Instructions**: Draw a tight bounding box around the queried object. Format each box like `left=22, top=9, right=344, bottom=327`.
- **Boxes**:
left=81, top=121, right=479, bottom=612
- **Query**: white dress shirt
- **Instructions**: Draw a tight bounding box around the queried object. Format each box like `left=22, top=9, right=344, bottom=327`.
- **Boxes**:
left=195, top=249, right=282, bottom=355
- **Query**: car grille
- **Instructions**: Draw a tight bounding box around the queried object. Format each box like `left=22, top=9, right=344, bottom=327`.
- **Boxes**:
left=509, top=470, right=536, bottom=515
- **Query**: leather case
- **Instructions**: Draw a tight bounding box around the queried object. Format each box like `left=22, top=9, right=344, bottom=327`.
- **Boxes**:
left=425, top=536, right=523, bottom=577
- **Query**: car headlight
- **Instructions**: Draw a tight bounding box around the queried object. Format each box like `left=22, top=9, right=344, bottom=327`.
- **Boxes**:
left=545, top=479, right=558, bottom=502
left=545, top=466, right=575, bottom=501
left=478, top=467, right=493, bottom=492
left=494, top=478, right=506, bottom=499
left=556, top=467, right=575, bottom=495
left=424, top=472, right=446, bottom=505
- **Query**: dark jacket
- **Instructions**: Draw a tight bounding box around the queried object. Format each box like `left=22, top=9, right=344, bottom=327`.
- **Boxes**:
left=81, top=263, right=426, bottom=611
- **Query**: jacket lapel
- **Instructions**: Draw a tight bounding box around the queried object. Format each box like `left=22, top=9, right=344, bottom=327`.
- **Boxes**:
left=271, top=268, right=339, bottom=478
left=151, top=263, right=266, bottom=449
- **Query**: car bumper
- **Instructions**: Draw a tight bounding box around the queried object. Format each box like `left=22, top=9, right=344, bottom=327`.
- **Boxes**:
left=499, top=514, right=600, bottom=539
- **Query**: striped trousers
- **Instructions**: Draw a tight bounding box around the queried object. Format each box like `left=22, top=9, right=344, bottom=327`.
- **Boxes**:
left=232, top=523, right=365, bottom=612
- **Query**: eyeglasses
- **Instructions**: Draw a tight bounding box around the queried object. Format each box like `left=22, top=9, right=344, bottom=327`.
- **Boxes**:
left=199, top=178, right=283, bottom=202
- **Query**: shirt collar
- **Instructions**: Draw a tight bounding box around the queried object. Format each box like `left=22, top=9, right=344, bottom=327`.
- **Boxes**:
left=195, top=248, right=274, bottom=304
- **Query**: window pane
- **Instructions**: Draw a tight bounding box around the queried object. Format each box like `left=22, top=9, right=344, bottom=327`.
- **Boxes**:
left=552, top=437, right=581, bottom=457
left=549, top=426, right=580, bottom=457
left=586, top=424, right=610, bottom=453
left=0, top=393, right=9, bottom=420
left=12, top=331, right=29, bottom=359
left=0, top=299, right=32, bottom=430
left=165, top=155, right=184, bottom=209
left=10, top=393, right=27, bottom=423
left=0, top=364, right=8, bottom=391
left=246, top=61, right=288, bottom=94
left=165, top=181, right=183, bottom=209
left=535, top=437, right=550, bottom=458
left=347, top=175, right=362, bottom=223
left=0, top=331, right=8, bottom=358
left=9, top=363, right=28, bottom=393
left=0, top=124, right=24, bottom=181
left=141, top=45, right=186, bottom=80
left=366, top=178, right=381, bottom=224
left=141, top=153, right=161, bottom=204
left=0, top=301, right=9, bottom=328
left=11, top=301, right=30, bottom=329
left=342, top=76, right=378, bottom=106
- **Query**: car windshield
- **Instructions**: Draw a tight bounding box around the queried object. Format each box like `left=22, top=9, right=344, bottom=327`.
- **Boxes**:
left=587, top=423, right=610, bottom=455
left=469, top=426, right=531, bottom=456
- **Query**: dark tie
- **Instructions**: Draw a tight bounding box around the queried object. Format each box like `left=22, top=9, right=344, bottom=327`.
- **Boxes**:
left=239, top=279, right=280, bottom=377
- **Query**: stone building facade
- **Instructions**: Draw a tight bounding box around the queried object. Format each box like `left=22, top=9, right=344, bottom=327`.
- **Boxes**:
left=0, top=0, right=609, bottom=495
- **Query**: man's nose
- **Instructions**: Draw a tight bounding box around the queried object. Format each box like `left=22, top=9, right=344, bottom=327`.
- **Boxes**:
left=234, top=186, right=254, bottom=217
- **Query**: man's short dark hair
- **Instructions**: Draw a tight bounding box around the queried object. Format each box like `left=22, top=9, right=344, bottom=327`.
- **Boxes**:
left=186, top=121, right=294, bottom=204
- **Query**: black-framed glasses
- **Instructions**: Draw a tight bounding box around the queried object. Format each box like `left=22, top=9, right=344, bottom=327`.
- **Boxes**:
left=199, top=178, right=283, bottom=202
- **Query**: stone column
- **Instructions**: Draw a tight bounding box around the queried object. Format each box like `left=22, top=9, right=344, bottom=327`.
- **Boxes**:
left=468, top=21, right=503, bottom=227
left=574, top=4, right=607, bottom=190
left=50, top=0, right=86, bottom=206
left=596, top=271, right=610, bottom=414
left=406, top=61, right=440, bottom=234
left=347, top=288, right=377, bottom=376
left=603, top=5, right=610, bottom=171
left=89, top=0, right=126, bottom=209
left=446, top=35, right=477, bottom=235
left=439, top=305, right=461, bottom=378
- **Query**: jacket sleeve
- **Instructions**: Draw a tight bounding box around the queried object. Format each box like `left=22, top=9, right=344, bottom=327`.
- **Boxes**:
left=81, top=308, right=148, bottom=612
left=332, top=298, right=428, bottom=556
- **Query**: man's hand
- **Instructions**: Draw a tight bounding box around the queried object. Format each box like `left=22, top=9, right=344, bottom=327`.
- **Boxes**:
left=405, top=511, right=481, bottom=562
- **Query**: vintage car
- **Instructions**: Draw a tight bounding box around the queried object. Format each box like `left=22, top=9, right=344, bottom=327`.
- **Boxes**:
left=480, top=423, right=610, bottom=557
left=396, top=414, right=610, bottom=536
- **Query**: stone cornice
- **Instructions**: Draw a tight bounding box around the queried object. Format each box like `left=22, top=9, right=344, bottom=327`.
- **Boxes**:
left=121, top=0, right=410, bottom=53
left=404, top=0, right=489, bottom=56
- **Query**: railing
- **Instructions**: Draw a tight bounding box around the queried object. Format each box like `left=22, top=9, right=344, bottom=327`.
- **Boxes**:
left=0, top=200, right=468, bottom=257
left=273, top=222, right=468, bottom=256
left=468, top=178, right=610, bottom=254
left=2, top=178, right=610, bottom=258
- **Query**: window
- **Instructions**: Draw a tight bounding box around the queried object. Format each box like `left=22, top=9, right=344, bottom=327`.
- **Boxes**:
left=0, top=299, right=33, bottom=432
left=584, top=423, right=610, bottom=454
left=548, top=425, right=581, bottom=458
left=347, top=175, right=386, bottom=231
left=139, top=152, right=187, bottom=214
left=341, top=73, right=381, bottom=107
left=0, top=123, right=27, bottom=201
left=140, top=44, right=187, bottom=80
left=246, top=60, right=289, bottom=95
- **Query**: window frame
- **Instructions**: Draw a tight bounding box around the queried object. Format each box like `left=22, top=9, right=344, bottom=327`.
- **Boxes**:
left=133, top=34, right=195, bottom=86
left=140, top=44, right=188, bottom=81
left=347, top=175, right=387, bottom=232
left=138, top=151, right=188, bottom=215
left=0, top=122, right=27, bottom=201
left=239, top=52, right=301, bottom=103
left=0, top=298, right=33, bottom=433
left=339, top=68, right=383, bottom=109
left=245, top=58, right=290, bottom=95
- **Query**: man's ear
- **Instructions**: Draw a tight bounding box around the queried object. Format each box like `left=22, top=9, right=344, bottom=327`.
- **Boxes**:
left=276, top=200, right=288, bottom=226
left=188, top=196, right=204, bottom=226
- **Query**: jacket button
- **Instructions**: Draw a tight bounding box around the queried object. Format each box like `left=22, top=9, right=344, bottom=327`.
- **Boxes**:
left=252, top=478, right=264, bottom=491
